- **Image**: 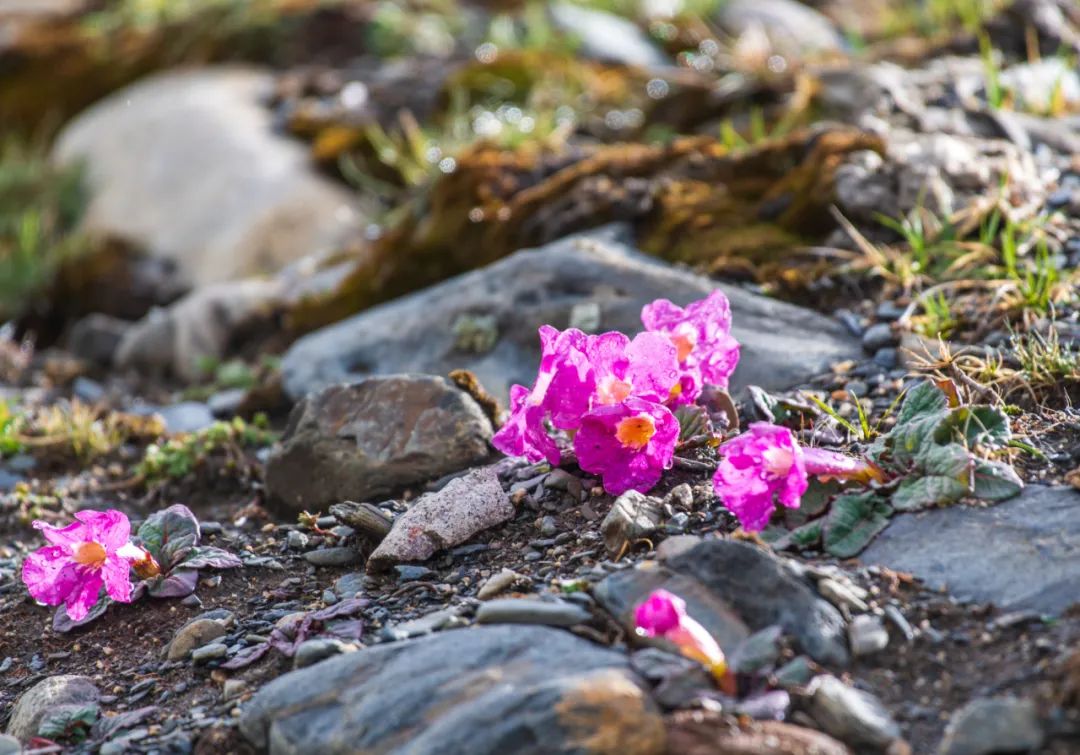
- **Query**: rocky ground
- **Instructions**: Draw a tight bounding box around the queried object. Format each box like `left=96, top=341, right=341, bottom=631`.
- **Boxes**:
left=2, top=1, right=1080, bottom=753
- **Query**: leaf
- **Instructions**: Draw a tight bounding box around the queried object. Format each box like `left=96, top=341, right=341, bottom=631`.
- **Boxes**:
left=147, top=569, right=199, bottom=598
left=823, top=491, right=893, bottom=558
left=914, top=443, right=972, bottom=477
left=136, top=504, right=201, bottom=569
left=91, top=706, right=158, bottom=741
left=934, top=406, right=1011, bottom=449
left=896, top=381, right=949, bottom=425
left=769, top=519, right=824, bottom=552
left=971, top=459, right=1024, bottom=501
left=890, top=476, right=968, bottom=511
left=52, top=591, right=110, bottom=633
left=181, top=546, right=242, bottom=570
left=220, top=642, right=272, bottom=670
left=37, top=703, right=99, bottom=742
left=675, top=404, right=711, bottom=444
left=782, top=478, right=840, bottom=527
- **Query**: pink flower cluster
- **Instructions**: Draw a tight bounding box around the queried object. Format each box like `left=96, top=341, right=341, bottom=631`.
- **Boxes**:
left=713, top=423, right=876, bottom=532
left=22, top=510, right=153, bottom=622
left=494, top=292, right=740, bottom=495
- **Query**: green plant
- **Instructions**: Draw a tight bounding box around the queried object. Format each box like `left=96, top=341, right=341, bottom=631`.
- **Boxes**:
left=0, top=139, right=89, bottom=321
left=980, top=31, right=1006, bottom=109
left=919, top=290, right=958, bottom=339
left=136, top=415, right=276, bottom=482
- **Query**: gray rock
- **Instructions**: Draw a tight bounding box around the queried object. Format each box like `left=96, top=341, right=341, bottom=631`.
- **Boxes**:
left=240, top=625, right=666, bottom=755
left=717, top=0, right=845, bottom=58
left=861, top=322, right=894, bottom=352
left=333, top=573, right=366, bottom=600
left=265, top=376, right=493, bottom=514
left=939, top=697, right=1044, bottom=755
left=303, top=547, right=361, bottom=567
left=594, top=564, right=751, bottom=652
left=848, top=615, right=889, bottom=657
left=861, top=486, right=1080, bottom=615
left=191, top=642, right=228, bottom=664
left=477, top=568, right=524, bottom=600
left=223, top=679, right=247, bottom=702
left=53, top=67, right=363, bottom=289
left=0, top=734, right=20, bottom=755
left=367, top=466, right=511, bottom=572
left=67, top=313, right=131, bottom=367
left=549, top=4, right=670, bottom=68
left=116, top=278, right=284, bottom=382
left=6, top=675, right=100, bottom=741
left=154, top=401, right=216, bottom=433
left=665, top=540, right=850, bottom=666
left=293, top=639, right=357, bottom=669
left=806, top=675, right=901, bottom=750
left=380, top=608, right=466, bottom=642
left=165, top=618, right=228, bottom=661
left=475, top=598, right=590, bottom=627
left=1000, top=58, right=1080, bottom=112
left=330, top=501, right=394, bottom=541
left=281, top=225, right=860, bottom=403
left=601, top=491, right=663, bottom=557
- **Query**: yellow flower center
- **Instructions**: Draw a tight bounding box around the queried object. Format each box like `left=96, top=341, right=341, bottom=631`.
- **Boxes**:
left=615, top=414, right=657, bottom=450
left=671, top=331, right=696, bottom=363
left=72, top=541, right=107, bottom=569
left=597, top=376, right=633, bottom=405
left=762, top=446, right=794, bottom=477
left=668, top=382, right=683, bottom=402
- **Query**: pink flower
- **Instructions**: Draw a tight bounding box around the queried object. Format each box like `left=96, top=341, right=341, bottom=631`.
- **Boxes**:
left=635, top=589, right=734, bottom=693
left=585, top=331, right=680, bottom=406
left=641, top=291, right=741, bottom=405
left=493, top=325, right=595, bottom=464
left=574, top=397, right=678, bottom=495
left=803, top=446, right=881, bottom=481
left=713, top=423, right=808, bottom=532
left=22, top=510, right=145, bottom=622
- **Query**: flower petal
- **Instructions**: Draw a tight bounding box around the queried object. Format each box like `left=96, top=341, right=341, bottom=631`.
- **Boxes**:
left=32, top=519, right=89, bottom=552
left=76, top=509, right=131, bottom=552
left=63, top=570, right=104, bottom=623
left=22, top=546, right=80, bottom=606
left=100, top=554, right=134, bottom=603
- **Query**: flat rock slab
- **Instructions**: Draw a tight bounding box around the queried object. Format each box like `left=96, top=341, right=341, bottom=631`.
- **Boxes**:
left=239, top=625, right=666, bottom=755
left=366, top=466, right=512, bottom=572
left=53, top=67, right=363, bottom=287
left=265, top=375, right=493, bottom=513
left=860, top=485, right=1080, bottom=615
left=281, top=225, right=860, bottom=403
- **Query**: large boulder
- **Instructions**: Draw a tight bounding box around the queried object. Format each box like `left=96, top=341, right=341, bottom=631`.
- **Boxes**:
left=53, top=67, right=364, bottom=288
left=264, top=375, right=494, bottom=513
left=239, top=625, right=666, bottom=755
left=281, top=225, right=860, bottom=403
left=860, top=485, right=1080, bottom=615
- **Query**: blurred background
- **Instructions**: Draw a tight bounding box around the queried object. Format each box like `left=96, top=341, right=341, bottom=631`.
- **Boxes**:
left=0, top=0, right=1077, bottom=398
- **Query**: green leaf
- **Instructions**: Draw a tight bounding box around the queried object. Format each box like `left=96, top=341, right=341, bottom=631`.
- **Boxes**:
left=52, top=590, right=110, bottom=633
left=769, top=519, right=824, bottom=551
left=823, top=492, right=893, bottom=558
left=137, top=504, right=200, bottom=569
left=914, top=442, right=972, bottom=477
left=971, top=459, right=1024, bottom=501
left=934, top=406, right=1011, bottom=449
left=783, top=478, right=840, bottom=527
left=675, top=403, right=711, bottom=444
left=896, top=381, right=949, bottom=425
left=181, top=546, right=242, bottom=570
left=890, top=475, right=968, bottom=511
left=888, top=412, right=948, bottom=467
left=37, top=702, right=99, bottom=742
